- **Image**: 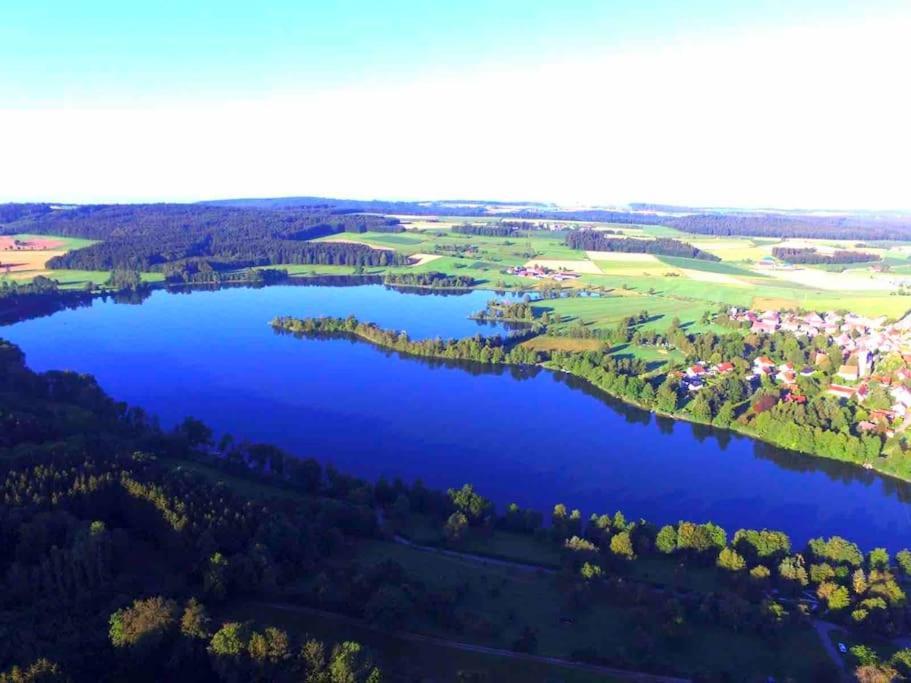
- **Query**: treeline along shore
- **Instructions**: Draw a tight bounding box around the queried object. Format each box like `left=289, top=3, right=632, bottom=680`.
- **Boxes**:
left=272, top=314, right=911, bottom=485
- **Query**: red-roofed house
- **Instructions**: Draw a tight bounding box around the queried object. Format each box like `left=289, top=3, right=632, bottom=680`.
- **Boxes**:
left=714, top=362, right=735, bottom=374
left=827, top=384, right=856, bottom=400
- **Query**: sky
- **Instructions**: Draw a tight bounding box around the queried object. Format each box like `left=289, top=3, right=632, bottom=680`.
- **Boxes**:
left=1, top=1, right=909, bottom=209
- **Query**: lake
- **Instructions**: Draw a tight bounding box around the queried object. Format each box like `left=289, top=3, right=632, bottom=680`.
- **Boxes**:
left=4, top=283, right=910, bottom=550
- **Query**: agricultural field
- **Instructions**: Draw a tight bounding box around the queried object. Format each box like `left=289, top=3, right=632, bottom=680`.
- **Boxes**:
left=337, top=221, right=911, bottom=326
left=0, top=233, right=95, bottom=280
left=0, top=232, right=164, bottom=288
left=11, top=218, right=911, bottom=325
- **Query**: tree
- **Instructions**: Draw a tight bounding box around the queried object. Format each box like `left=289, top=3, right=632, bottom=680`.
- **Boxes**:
left=109, top=597, right=179, bottom=656
left=897, top=549, right=911, bottom=577
left=0, top=660, right=67, bottom=683
left=447, top=484, right=493, bottom=525
left=868, top=547, right=890, bottom=570
left=180, top=598, right=211, bottom=640
left=656, top=525, right=677, bottom=554
left=890, top=649, right=911, bottom=677
left=689, top=394, right=713, bottom=422
left=827, top=585, right=851, bottom=611
left=656, top=379, right=679, bottom=413
left=717, top=547, right=746, bottom=572
left=444, top=512, right=469, bottom=543
left=714, top=401, right=735, bottom=427
left=580, top=562, right=603, bottom=580
left=610, top=531, right=635, bottom=560
left=204, top=552, right=230, bottom=601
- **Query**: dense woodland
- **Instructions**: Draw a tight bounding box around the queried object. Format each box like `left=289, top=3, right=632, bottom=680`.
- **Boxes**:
left=771, top=247, right=881, bottom=265
left=667, top=214, right=911, bottom=241
left=0, top=204, right=406, bottom=273
left=564, top=230, right=720, bottom=261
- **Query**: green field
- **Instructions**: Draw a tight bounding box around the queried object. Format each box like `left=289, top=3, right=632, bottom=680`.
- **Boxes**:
left=224, top=602, right=619, bottom=683
left=351, top=538, right=831, bottom=680
left=14, top=223, right=911, bottom=327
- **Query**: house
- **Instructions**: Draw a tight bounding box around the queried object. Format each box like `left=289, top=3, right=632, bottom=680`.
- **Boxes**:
left=754, top=356, right=776, bottom=373
left=800, top=367, right=815, bottom=377
left=686, top=364, right=707, bottom=378
left=890, top=386, right=911, bottom=408
left=828, top=384, right=856, bottom=400
left=714, top=362, right=735, bottom=375
left=751, top=320, right=778, bottom=334
left=870, top=408, right=895, bottom=423
left=837, top=365, right=859, bottom=382
left=776, top=369, right=797, bottom=384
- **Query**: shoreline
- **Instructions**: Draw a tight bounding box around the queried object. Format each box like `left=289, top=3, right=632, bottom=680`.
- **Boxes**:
left=274, top=316, right=910, bottom=488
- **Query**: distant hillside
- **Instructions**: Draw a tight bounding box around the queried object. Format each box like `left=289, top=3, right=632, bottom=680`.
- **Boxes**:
left=0, top=203, right=408, bottom=274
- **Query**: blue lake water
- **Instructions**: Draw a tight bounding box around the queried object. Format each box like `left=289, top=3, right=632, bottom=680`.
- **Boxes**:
left=4, top=284, right=911, bottom=550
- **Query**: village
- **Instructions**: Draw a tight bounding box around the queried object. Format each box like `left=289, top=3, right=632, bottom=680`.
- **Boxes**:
left=506, top=264, right=582, bottom=282
left=680, top=307, right=911, bottom=438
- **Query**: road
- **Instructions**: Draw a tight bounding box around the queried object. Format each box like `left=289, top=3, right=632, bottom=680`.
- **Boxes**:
left=812, top=619, right=850, bottom=682
left=392, top=533, right=558, bottom=574
left=255, top=601, right=690, bottom=683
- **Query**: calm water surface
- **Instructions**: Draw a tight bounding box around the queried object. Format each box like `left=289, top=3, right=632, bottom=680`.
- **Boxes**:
left=4, top=284, right=911, bottom=549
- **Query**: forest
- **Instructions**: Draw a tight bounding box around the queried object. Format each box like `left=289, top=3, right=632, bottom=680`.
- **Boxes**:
left=564, top=230, right=720, bottom=261
left=0, top=204, right=406, bottom=272
left=771, top=247, right=881, bottom=265
left=667, top=213, right=911, bottom=241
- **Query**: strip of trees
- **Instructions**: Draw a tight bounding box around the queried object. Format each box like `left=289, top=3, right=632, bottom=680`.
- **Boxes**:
left=272, top=315, right=543, bottom=365
left=383, top=271, right=476, bottom=288
left=564, top=230, right=720, bottom=261
left=771, top=247, right=880, bottom=265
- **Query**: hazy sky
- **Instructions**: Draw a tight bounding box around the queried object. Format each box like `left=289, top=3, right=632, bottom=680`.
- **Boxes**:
left=1, top=1, right=909, bottom=208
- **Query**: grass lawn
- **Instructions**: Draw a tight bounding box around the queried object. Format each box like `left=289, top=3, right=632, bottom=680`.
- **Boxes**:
left=44, top=269, right=164, bottom=288
left=159, top=457, right=310, bottom=502
left=458, top=531, right=564, bottom=568
left=521, top=335, right=606, bottom=353
left=353, top=539, right=830, bottom=679
left=223, top=602, right=620, bottom=683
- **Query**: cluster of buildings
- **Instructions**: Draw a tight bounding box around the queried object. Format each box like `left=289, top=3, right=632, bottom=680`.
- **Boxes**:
left=678, top=360, right=734, bottom=392
left=507, top=265, right=581, bottom=282
left=728, top=306, right=911, bottom=435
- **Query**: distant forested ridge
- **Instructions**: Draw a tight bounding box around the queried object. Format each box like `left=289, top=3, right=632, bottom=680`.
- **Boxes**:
left=565, top=230, right=720, bottom=261
left=0, top=204, right=406, bottom=272
left=771, top=247, right=881, bottom=265
left=668, top=214, right=911, bottom=241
